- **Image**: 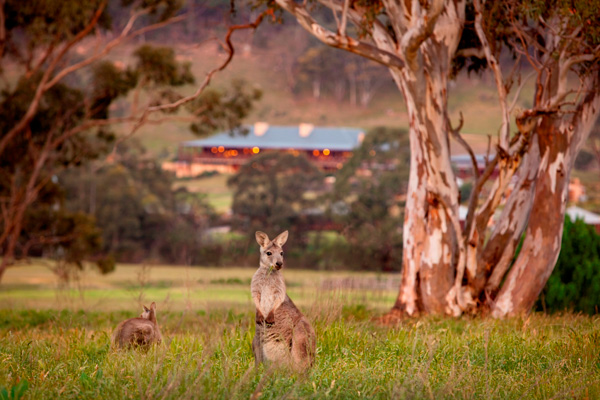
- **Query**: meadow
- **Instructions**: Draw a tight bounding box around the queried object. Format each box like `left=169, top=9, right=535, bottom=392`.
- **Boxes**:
left=1, top=263, right=599, bottom=399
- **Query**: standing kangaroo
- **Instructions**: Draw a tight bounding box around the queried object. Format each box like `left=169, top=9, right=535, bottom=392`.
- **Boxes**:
left=251, top=231, right=316, bottom=371
left=112, top=302, right=162, bottom=350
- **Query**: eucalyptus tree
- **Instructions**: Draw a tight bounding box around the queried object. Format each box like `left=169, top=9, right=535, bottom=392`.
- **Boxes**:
left=470, top=0, right=600, bottom=317
left=251, top=0, right=600, bottom=318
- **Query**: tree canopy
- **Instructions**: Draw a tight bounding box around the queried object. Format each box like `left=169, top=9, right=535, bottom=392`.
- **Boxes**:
left=0, top=0, right=263, bottom=281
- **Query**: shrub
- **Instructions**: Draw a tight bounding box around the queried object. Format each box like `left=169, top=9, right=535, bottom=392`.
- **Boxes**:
left=537, top=215, right=600, bottom=314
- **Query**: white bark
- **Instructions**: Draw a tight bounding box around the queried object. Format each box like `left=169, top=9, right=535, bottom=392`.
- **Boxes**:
left=492, top=73, right=600, bottom=318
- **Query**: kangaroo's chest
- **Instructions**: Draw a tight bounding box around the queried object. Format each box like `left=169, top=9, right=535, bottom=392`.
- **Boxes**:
left=260, top=283, right=285, bottom=313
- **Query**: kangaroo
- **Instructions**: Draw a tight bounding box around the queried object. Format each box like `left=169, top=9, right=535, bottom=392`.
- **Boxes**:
left=112, top=302, right=162, bottom=350
left=251, top=230, right=316, bottom=372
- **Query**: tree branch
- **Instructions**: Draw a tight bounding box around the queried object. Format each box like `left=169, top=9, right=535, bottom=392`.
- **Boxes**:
left=45, top=11, right=188, bottom=90
left=0, top=0, right=6, bottom=59
left=339, top=0, right=349, bottom=37
left=447, top=111, right=480, bottom=180
left=508, top=69, right=536, bottom=112
left=0, top=2, right=107, bottom=158
left=400, top=0, right=444, bottom=71
left=549, top=52, right=599, bottom=109
left=381, top=0, right=409, bottom=40
left=275, top=0, right=405, bottom=69
left=111, top=11, right=268, bottom=151
left=473, top=0, right=510, bottom=151
left=318, top=0, right=400, bottom=58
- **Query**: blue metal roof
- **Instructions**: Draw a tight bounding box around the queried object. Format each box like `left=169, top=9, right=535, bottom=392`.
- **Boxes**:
left=182, top=125, right=365, bottom=151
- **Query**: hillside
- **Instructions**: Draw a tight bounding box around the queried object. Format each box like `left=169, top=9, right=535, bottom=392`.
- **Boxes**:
left=121, top=38, right=528, bottom=157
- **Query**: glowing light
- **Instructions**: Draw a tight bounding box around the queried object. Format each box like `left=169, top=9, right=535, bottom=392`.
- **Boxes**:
left=252, top=147, right=260, bottom=154
left=211, top=147, right=218, bottom=153
left=218, top=146, right=225, bottom=153
left=323, top=149, right=330, bottom=156
left=313, top=149, right=320, bottom=156
left=232, top=150, right=238, bottom=156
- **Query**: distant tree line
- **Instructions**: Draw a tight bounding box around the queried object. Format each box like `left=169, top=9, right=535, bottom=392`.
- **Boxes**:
left=223, top=127, right=410, bottom=271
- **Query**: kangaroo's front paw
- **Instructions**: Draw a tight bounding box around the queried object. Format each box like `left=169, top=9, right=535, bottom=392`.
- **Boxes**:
left=265, top=311, right=275, bottom=326
left=255, top=310, right=265, bottom=324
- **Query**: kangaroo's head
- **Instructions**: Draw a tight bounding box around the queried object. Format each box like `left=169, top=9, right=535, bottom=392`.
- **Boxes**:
left=255, top=230, right=288, bottom=271
left=140, top=302, right=157, bottom=322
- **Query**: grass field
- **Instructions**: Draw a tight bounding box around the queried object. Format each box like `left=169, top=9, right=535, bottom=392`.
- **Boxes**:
left=1, top=263, right=599, bottom=399
left=173, top=174, right=234, bottom=214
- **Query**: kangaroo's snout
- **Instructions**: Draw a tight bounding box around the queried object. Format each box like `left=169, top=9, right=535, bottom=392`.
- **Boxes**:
left=275, top=261, right=283, bottom=270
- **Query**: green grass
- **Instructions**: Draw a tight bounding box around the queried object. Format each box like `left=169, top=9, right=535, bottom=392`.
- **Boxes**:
left=1, top=263, right=599, bottom=399
left=0, top=263, right=399, bottom=312
left=173, top=174, right=234, bottom=213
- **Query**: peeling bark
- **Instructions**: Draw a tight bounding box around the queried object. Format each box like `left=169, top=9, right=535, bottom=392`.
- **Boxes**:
left=492, top=77, right=600, bottom=317
left=388, top=3, right=465, bottom=315
left=476, top=139, right=539, bottom=297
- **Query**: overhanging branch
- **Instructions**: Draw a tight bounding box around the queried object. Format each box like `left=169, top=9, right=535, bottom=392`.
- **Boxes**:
left=113, top=11, right=268, bottom=150
left=275, top=0, right=405, bottom=69
left=473, top=0, right=510, bottom=151
left=400, top=0, right=444, bottom=71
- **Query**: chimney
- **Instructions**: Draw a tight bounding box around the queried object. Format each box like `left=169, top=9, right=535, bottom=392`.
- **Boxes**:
left=254, top=122, right=269, bottom=136
left=357, top=132, right=365, bottom=144
left=299, top=123, right=315, bottom=138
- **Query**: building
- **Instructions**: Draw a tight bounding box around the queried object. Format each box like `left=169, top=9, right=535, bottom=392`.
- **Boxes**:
left=163, top=123, right=365, bottom=177
left=566, top=206, right=600, bottom=233
left=451, top=154, right=493, bottom=179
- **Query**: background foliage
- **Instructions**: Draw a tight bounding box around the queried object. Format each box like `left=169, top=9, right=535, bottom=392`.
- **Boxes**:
left=537, top=216, right=600, bottom=314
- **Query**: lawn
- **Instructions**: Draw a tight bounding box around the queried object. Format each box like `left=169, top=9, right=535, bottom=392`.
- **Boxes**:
left=173, top=174, right=234, bottom=214
left=1, top=263, right=599, bottom=399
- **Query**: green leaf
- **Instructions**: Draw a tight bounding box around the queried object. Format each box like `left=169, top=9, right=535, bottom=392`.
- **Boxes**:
left=10, top=381, right=28, bottom=400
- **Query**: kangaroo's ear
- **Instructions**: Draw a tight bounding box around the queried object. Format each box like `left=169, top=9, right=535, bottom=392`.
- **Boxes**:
left=143, top=305, right=150, bottom=312
left=255, top=231, right=270, bottom=248
left=273, top=230, right=288, bottom=247
left=150, top=302, right=156, bottom=310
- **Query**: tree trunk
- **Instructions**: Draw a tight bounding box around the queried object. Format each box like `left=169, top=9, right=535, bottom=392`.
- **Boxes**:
left=492, top=84, right=600, bottom=317
left=387, top=11, right=464, bottom=316
left=474, top=140, right=540, bottom=298
left=312, top=79, right=321, bottom=99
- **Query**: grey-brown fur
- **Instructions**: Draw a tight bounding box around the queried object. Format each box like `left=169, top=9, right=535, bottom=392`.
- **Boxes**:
left=251, top=231, right=316, bottom=371
left=112, top=302, right=162, bottom=350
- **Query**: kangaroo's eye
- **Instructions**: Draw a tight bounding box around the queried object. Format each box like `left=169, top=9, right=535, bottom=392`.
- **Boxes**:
left=266, top=252, right=272, bottom=256
left=280, top=252, right=284, bottom=256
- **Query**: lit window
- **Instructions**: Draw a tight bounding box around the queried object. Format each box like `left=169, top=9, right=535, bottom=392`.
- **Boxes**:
left=252, top=147, right=260, bottom=154
left=323, top=149, right=330, bottom=156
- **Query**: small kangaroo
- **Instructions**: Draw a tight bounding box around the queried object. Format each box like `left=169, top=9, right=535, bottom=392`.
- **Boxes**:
left=112, top=302, right=162, bottom=350
left=251, top=230, right=316, bottom=371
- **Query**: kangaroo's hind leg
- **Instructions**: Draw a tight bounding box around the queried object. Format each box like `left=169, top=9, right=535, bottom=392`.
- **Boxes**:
left=290, top=320, right=316, bottom=371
